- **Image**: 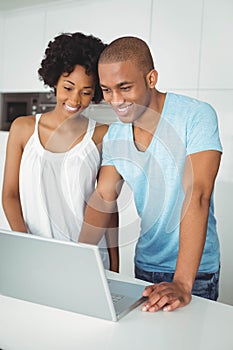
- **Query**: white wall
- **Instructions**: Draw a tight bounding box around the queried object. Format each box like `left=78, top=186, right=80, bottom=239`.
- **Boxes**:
left=1, top=9, right=47, bottom=92
left=0, top=13, right=3, bottom=92
left=0, top=0, right=232, bottom=305
left=0, top=0, right=152, bottom=92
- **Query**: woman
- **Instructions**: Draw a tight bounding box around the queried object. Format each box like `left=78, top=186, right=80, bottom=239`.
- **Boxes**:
left=2, top=32, right=118, bottom=271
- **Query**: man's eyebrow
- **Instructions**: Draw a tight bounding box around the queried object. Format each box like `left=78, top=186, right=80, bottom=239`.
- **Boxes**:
left=100, top=81, right=133, bottom=88
left=118, top=81, right=133, bottom=86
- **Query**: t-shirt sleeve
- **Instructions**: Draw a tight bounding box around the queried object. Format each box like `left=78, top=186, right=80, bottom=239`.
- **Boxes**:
left=101, top=128, right=114, bottom=166
left=186, top=102, right=223, bottom=155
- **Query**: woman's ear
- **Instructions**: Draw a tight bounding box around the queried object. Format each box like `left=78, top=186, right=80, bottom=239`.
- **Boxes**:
left=146, top=69, right=158, bottom=89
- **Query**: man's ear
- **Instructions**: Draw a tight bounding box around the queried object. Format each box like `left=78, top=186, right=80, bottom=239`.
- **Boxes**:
left=146, top=69, right=158, bottom=88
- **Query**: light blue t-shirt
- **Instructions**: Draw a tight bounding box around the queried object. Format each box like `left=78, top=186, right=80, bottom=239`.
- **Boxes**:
left=102, top=92, right=223, bottom=273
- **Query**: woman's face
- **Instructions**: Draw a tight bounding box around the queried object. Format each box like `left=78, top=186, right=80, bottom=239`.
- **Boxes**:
left=55, top=65, right=95, bottom=117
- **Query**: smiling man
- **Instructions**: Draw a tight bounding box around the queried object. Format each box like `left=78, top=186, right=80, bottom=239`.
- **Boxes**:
left=79, top=36, right=222, bottom=312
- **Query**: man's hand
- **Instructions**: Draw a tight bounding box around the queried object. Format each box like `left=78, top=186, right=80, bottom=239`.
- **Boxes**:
left=141, top=281, right=192, bottom=312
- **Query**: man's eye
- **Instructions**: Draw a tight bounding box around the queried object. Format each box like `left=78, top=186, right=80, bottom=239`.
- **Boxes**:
left=121, top=86, right=131, bottom=91
left=82, top=91, right=92, bottom=96
left=102, top=88, right=111, bottom=93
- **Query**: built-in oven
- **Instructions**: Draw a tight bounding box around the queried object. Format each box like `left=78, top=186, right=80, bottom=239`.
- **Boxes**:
left=1, top=92, right=56, bottom=131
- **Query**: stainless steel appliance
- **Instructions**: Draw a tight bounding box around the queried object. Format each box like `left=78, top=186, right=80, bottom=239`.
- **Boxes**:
left=1, top=92, right=56, bottom=131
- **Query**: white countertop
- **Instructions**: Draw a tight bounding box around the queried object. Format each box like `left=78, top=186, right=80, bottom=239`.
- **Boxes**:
left=0, top=271, right=233, bottom=350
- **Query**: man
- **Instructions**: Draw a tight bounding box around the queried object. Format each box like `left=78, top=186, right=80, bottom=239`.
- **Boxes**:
left=79, top=36, right=222, bottom=312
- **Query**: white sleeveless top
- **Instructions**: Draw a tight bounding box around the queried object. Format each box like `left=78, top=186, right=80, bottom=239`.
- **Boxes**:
left=19, top=114, right=109, bottom=268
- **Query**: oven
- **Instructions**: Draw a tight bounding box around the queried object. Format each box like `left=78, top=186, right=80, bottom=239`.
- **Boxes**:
left=1, top=92, right=56, bottom=131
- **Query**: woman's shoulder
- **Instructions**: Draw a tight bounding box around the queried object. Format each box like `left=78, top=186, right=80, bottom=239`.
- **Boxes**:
left=9, top=115, right=36, bottom=147
left=11, top=115, right=36, bottom=128
left=92, top=122, right=109, bottom=145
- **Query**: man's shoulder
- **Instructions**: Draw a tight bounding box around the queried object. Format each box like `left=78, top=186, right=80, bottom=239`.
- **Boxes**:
left=165, top=93, right=217, bottom=126
left=168, top=92, right=214, bottom=112
left=106, top=121, right=130, bottom=139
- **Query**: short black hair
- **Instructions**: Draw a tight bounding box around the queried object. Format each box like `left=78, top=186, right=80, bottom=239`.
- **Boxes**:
left=38, top=32, right=107, bottom=103
left=99, top=36, right=154, bottom=75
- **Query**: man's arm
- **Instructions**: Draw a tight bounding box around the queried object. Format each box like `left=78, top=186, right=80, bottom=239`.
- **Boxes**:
left=105, top=212, right=119, bottom=272
left=142, top=150, right=222, bottom=312
left=79, top=165, right=123, bottom=245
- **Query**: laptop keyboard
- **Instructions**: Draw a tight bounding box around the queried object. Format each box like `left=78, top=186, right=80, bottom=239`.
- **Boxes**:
left=111, top=293, right=125, bottom=304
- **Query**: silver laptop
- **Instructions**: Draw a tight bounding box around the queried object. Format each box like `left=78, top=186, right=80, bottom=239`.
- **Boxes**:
left=0, top=229, right=147, bottom=321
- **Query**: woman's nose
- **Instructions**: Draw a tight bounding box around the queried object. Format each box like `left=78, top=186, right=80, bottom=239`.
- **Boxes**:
left=70, top=92, right=81, bottom=105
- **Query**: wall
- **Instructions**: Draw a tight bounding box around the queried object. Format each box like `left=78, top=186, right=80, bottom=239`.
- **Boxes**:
left=0, top=0, right=152, bottom=92
left=0, top=0, right=232, bottom=305
left=0, top=13, right=3, bottom=92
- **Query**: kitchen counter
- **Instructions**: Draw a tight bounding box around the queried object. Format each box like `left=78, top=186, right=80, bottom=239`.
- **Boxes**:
left=0, top=271, right=232, bottom=350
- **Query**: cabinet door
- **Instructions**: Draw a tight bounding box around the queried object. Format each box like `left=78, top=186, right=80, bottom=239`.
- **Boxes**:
left=0, top=15, right=3, bottom=91
left=45, top=0, right=152, bottom=45
left=199, top=0, right=233, bottom=89
left=150, top=0, right=203, bottom=91
left=2, top=10, right=46, bottom=92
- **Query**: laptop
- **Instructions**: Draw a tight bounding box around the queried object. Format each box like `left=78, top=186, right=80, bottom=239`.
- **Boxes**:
left=0, top=229, right=147, bottom=321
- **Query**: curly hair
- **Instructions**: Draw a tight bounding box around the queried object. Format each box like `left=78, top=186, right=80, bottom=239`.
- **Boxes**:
left=38, top=32, right=107, bottom=103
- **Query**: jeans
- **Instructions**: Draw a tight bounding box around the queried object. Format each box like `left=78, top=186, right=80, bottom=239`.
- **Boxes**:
left=135, top=265, right=220, bottom=301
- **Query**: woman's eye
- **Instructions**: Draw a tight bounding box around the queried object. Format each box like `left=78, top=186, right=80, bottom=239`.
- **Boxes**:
left=64, top=86, right=72, bottom=91
left=82, top=91, right=92, bottom=96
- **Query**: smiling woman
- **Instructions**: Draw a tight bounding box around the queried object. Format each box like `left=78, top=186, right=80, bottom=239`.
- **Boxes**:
left=55, top=65, right=95, bottom=118
left=2, top=32, right=119, bottom=273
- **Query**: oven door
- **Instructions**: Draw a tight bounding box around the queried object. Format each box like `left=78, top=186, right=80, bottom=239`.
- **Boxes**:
left=1, top=93, right=39, bottom=131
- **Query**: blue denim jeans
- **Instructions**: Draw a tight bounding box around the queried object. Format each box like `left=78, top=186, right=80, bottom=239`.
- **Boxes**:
left=135, top=265, right=220, bottom=301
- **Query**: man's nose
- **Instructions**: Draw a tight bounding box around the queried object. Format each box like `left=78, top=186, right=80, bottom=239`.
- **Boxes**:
left=110, top=90, right=124, bottom=105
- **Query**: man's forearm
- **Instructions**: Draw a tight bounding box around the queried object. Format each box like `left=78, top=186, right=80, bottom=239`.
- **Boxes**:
left=105, top=211, right=119, bottom=272
left=79, top=190, right=117, bottom=245
left=173, top=195, right=210, bottom=291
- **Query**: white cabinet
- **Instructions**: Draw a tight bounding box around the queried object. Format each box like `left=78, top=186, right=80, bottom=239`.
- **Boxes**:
left=44, top=0, right=152, bottom=45
left=0, top=14, right=3, bottom=91
left=198, top=89, right=233, bottom=182
left=2, top=10, right=47, bottom=92
left=215, top=180, right=233, bottom=306
left=1, top=0, right=152, bottom=92
left=199, top=0, right=233, bottom=89
left=150, top=0, right=203, bottom=91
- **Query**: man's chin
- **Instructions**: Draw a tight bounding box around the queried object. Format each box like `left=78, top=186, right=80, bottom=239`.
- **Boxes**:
left=117, top=115, right=134, bottom=123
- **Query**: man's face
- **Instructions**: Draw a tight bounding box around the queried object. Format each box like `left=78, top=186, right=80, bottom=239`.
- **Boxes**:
left=98, top=60, right=153, bottom=123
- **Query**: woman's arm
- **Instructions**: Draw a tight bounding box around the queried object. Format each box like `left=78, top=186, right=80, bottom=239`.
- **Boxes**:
left=2, top=117, right=33, bottom=232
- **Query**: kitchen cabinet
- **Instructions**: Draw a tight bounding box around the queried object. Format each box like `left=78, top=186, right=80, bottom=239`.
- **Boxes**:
left=0, top=15, right=3, bottom=91
left=44, top=0, right=152, bottom=46
left=2, top=10, right=47, bottom=92
left=1, top=0, right=152, bottom=92
left=199, top=0, right=233, bottom=89
left=150, top=0, right=203, bottom=91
